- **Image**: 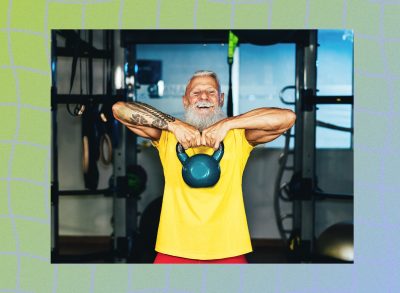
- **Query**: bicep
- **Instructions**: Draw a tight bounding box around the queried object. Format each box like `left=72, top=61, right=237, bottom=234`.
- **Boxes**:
left=244, top=108, right=296, bottom=146
left=245, top=129, right=287, bottom=146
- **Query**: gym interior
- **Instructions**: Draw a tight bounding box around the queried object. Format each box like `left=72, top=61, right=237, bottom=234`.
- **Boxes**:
left=51, top=30, right=354, bottom=263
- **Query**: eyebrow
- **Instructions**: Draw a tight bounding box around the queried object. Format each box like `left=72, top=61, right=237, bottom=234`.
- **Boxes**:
left=190, top=86, right=217, bottom=91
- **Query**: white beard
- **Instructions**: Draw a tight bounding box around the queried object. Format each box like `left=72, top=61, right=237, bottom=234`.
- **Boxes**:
left=184, top=101, right=226, bottom=131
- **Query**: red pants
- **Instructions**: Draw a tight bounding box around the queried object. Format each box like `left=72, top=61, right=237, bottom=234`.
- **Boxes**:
left=154, top=253, right=247, bottom=264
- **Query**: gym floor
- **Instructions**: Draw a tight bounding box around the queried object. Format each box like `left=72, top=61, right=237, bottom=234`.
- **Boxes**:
left=56, top=237, right=288, bottom=263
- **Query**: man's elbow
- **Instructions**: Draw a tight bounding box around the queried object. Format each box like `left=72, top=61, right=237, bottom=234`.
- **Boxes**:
left=112, top=101, right=125, bottom=120
left=286, top=109, right=296, bottom=128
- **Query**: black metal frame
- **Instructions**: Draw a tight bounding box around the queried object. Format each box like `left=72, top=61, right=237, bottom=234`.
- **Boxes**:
left=120, top=30, right=311, bottom=46
left=292, top=31, right=354, bottom=261
left=51, top=30, right=120, bottom=263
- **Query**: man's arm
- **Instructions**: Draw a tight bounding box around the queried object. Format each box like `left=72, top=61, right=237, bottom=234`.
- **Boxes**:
left=201, top=107, right=296, bottom=149
left=112, top=101, right=201, bottom=148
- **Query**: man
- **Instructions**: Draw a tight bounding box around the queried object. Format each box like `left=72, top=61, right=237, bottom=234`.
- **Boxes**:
left=112, top=70, right=296, bottom=264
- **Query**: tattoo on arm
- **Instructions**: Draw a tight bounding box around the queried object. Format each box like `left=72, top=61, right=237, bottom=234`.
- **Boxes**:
left=119, top=102, right=175, bottom=130
left=134, top=101, right=175, bottom=122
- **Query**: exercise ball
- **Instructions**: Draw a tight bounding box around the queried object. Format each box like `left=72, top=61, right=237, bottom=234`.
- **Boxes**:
left=316, top=222, right=353, bottom=262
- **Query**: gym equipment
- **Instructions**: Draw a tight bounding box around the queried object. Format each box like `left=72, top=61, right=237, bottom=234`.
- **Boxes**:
left=99, top=133, right=113, bottom=165
left=271, top=31, right=354, bottom=263
left=176, top=142, right=224, bottom=188
left=99, top=100, right=119, bottom=146
left=316, top=222, right=353, bottom=262
left=126, top=165, right=147, bottom=196
left=129, top=196, right=163, bottom=263
left=82, top=105, right=100, bottom=190
left=227, top=31, right=239, bottom=117
left=98, top=103, right=115, bottom=166
left=52, top=30, right=128, bottom=263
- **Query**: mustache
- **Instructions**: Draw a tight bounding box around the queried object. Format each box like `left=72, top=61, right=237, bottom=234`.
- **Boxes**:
left=184, top=104, right=226, bottom=131
left=194, top=101, right=214, bottom=107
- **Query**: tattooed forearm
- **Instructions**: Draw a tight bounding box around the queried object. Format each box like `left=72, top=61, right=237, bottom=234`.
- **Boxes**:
left=114, top=102, right=174, bottom=130
left=134, top=101, right=175, bottom=122
left=131, top=113, right=150, bottom=126
left=151, top=119, right=168, bottom=129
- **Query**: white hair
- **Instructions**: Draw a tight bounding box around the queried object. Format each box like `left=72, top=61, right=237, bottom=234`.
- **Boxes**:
left=185, top=70, right=222, bottom=96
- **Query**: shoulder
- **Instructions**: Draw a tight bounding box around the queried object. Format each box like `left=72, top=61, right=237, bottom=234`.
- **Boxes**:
left=227, top=129, right=254, bottom=151
left=152, top=130, right=178, bottom=148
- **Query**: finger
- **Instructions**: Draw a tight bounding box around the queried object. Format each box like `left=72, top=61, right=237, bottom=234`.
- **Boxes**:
left=203, top=133, right=209, bottom=146
left=201, top=132, right=207, bottom=146
left=193, top=132, right=199, bottom=146
left=206, top=135, right=213, bottom=148
left=189, top=137, right=196, bottom=148
left=180, top=138, right=188, bottom=149
left=196, top=131, right=201, bottom=146
left=189, top=133, right=197, bottom=147
left=206, top=133, right=215, bottom=148
left=191, top=136, right=197, bottom=148
left=214, top=140, right=220, bottom=150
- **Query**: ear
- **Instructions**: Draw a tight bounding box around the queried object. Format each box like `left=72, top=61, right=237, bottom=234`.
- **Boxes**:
left=219, top=93, right=225, bottom=107
left=183, top=95, right=189, bottom=108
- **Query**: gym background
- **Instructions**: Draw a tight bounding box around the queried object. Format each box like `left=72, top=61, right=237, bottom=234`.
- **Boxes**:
left=51, top=30, right=353, bottom=263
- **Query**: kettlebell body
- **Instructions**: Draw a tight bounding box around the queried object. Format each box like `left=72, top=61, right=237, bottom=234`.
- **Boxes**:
left=176, top=142, right=224, bottom=188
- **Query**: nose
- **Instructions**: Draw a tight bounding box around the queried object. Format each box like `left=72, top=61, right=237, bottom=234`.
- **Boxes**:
left=199, top=91, right=209, bottom=100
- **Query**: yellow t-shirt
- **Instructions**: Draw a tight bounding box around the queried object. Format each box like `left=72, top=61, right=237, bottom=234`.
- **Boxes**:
left=152, top=128, right=254, bottom=260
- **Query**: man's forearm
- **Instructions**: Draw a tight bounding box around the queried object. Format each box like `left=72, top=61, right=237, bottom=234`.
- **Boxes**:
left=225, top=107, right=296, bottom=132
left=112, top=101, right=176, bottom=130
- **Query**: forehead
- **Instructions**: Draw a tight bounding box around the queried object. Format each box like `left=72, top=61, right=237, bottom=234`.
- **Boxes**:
left=187, top=76, right=218, bottom=92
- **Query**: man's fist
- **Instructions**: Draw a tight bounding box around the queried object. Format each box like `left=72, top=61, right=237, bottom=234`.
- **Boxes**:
left=201, top=119, right=230, bottom=150
left=168, top=120, right=201, bottom=149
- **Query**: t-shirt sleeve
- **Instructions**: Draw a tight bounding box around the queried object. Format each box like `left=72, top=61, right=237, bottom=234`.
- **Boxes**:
left=151, top=130, right=169, bottom=158
left=232, top=129, right=254, bottom=170
left=240, top=129, right=254, bottom=154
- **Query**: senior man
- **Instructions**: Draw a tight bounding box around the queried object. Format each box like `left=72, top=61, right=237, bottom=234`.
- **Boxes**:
left=112, top=70, right=296, bottom=264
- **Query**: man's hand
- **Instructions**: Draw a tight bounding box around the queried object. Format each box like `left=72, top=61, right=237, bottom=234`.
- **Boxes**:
left=168, top=120, right=201, bottom=149
left=201, top=118, right=231, bottom=150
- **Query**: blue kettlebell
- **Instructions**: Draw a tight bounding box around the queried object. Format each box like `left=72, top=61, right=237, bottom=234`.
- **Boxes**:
left=176, top=142, right=224, bottom=188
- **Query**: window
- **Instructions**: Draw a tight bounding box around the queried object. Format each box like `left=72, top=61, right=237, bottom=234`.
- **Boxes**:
left=239, top=43, right=296, bottom=148
left=316, top=30, right=354, bottom=149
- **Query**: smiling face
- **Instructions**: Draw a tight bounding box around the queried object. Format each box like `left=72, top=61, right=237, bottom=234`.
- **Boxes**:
left=183, top=75, right=226, bottom=131
left=183, top=76, right=224, bottom=113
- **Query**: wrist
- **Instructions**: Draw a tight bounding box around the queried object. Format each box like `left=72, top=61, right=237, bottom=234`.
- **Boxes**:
left=167, top=119, right=181, bottom=132
left=167, top=121, right=175, bottom=132
left=223, top=116, right=235, bottom=131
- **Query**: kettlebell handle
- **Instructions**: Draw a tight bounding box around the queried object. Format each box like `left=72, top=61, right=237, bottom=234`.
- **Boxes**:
left=176, top=142, right=224, bottom=164
left=212, top=142, right=224, bottom=162
left=176, top=143, right=189, bottom=164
